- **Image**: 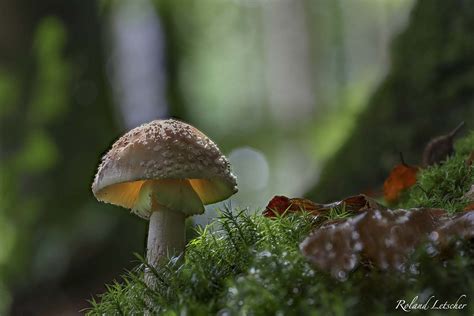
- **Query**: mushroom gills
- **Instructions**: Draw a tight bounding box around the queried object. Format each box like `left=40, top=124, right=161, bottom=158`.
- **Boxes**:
left=133, top=179, right=205, bottom=218
left=132, top=181, right=153, bottom=218
left=154, top=179, right=205, bottom=216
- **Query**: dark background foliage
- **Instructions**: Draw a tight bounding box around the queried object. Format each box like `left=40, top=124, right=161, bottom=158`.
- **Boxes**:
left=309, top=0, right=474, bottom=202
left=0, top=0, right=472, bottom=314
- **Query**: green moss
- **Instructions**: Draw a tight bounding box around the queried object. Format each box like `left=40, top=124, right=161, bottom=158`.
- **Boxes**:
left=399, top=131, right=474, bottom=213
left=88, top=133, right=474, bottom=315
left=87, top=207, right=474, bottom=315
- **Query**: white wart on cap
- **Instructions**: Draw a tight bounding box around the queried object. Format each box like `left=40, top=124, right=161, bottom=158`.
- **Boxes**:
left=92, top=119, right=238, bottom=218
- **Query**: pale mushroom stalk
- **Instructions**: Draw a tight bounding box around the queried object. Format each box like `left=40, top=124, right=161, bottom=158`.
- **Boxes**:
left=147, top=209, right=185, bottom=267
left=135, top=179, right=204, bottom=273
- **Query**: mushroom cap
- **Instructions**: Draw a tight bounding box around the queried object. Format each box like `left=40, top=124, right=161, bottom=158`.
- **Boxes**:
left=92, top=119, right=238, bottom=217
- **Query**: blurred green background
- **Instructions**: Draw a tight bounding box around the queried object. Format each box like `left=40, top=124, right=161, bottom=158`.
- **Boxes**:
left=1, top=0, right=474, bottom=314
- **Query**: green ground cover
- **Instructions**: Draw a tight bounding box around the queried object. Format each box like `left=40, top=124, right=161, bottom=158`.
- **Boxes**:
left=87, top=132, right=474, bottom=315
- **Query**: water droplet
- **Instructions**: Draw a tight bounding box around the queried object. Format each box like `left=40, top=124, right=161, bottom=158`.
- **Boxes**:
left=373, top=210, right=382, bottom=220
left=337, top=270, right=347, bottom=281
left=425, top=243, right=438, bottom=257
left=258, top=250, right=271, bottom=258
left=395, top=215, right=410, bottom=224
left=429, top=231, right=439, bottom=242
left=409, top=264, right=419, bottom=275
left=354, top=242, right=364, bottom=251
left=228, top=287, right=238, bottom=295
left=384, top=237, right=395, bottom=247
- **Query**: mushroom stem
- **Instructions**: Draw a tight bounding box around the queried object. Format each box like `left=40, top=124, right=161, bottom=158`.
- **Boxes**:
left=145, top=207, right=185, bottom=287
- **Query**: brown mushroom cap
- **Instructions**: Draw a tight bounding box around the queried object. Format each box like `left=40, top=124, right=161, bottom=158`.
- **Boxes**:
left=92, top=119, right=238, bottom=217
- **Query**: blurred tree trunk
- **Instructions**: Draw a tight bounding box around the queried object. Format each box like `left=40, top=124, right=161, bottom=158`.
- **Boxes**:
left=0, top=1, right=146, bottom=315
left=307, top=0, right=474, bottom=202
left=261, top=0, right=316, bottom=125
left=109, top=0, right=169, bottom=128
left=154, top=1, right=189, bottom=120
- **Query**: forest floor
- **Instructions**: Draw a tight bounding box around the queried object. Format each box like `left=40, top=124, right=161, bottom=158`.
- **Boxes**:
left=87, top=132, right=474, bottom=315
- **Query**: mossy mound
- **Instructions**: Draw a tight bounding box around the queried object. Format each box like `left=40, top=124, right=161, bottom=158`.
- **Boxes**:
left=88, top=212, right=473, bottom=315
left=88, top=133, right=474, bottom=315
left=400, top=131, right=474, bottom=213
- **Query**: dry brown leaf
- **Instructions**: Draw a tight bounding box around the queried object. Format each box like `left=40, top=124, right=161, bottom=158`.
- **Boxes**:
left=319, top=194, right=386, bottom=213
left=422, top=122, right=464, bottom=167
left=464, top=203, right=474, bottom=211
left=434, top=211, right=474, bottom=254
left=300, top=208, right=473, bottom=280
left=262, top=196, right=323, bottom=217
left=263, top=194, right=384, bottom=218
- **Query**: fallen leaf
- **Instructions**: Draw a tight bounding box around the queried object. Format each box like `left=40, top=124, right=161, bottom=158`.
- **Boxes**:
left=464, top=203, right=474, bottom=211
left=263, top=196, right=323, bottom=217
left=263, top=195, right=291, bottom=217
left=422, top=121, right=464, bottom=167
left=434, top=211, right=474, bottom=255
left=320, top=194, right=386, bottom=213
left=263, top=194, right=384, bottom=218
left=383, top=163, right=419, bottom=204
left=288, top=198, right=324, bottom=213
left=361, top=187, right=383, bottom=199
left=300, top=208, right=473, bottom=279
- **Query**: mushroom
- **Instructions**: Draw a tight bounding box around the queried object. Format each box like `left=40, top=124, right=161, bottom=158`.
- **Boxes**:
left=91, top=119, right=238, bottom=284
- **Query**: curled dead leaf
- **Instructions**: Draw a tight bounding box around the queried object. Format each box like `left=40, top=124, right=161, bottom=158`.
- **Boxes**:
left=464, top=203, right=474, bottom=211
left=422, top=122, right=464, bottom=167
left=300, top=208, right=473, bottom=279
left=263, top=196, right=323, bottom=217
left=334, top=194, right=386, bottom=212
left=263, top=194, right=385, bottom=218
left=434, top=211, right=474, bottom=255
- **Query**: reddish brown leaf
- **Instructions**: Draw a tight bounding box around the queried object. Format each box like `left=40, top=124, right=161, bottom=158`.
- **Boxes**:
left=383, top=164, right=419, bottom=204
left=263, top=196, right=323, bottom=217
left=361, top=187, right=383, bottom=199
left=288, top=198, right=324, bottom=213
left=316, top=194, right=385, bottom=213
left=263, top=194, right=384, bottom=218
left=301, top=208, right=474, bottom=279
left=341, top=194, right=386, bottom=212
left=263, top=196, right=292, bottom=217
left=435, top=211, right=474, bottom=255
left=464, top=203, right=474, bottom=211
